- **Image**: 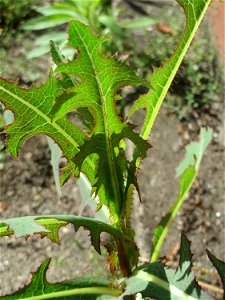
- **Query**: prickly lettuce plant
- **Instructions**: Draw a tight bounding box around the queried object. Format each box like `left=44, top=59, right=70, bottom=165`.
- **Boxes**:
left=0, top=0, right=224, bottom=299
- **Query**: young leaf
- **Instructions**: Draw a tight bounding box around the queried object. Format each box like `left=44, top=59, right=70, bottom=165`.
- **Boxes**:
left=0, top=215, right=136, bottom=255
left=1, top=259, right=120, bottom=299
left=121, top=235, right=212, bottom=300
left=129, top=0, right=212, bottom=140
left=151, top=128, right=212, bottom=262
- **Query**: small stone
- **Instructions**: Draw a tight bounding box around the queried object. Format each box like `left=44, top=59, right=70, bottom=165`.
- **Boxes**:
left=24, top=152, right=32, bottom=160
left=215, top=212, right=221, bottom=218
left=33, top=194, right=41, bottom=202
left=61, top=227, right=69, bottom=233
left=183, top=131, right=190, bottom=141
left=213, top=132, right=218, bottom=138
left=6, top=190, right=14, bottom=197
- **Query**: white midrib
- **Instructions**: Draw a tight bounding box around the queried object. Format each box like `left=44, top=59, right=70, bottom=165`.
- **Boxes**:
left=136, top=270, right=201, bottom=300
left=75, top=28, right=121, bottom=217
left=0, top=85, right=95, bottom=169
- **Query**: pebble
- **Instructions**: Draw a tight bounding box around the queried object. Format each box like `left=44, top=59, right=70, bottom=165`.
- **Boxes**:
left=215, top=211, right=221, bottom=218
left=61, top=227, right=69, bottom=233
left=0, top=260, right=9, bottom=271
left=24, top=152, right=32, bottom=160
left=6, top=190, right=14, bottom=197
left=33, top=194, right=41, bottom=202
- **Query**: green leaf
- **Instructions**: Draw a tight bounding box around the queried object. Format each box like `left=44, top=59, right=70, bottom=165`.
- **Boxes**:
left=0, top=215, right=135, bottom=254
left=35, top=32, right=68, bottom=46
left=1, top=259, right=120, bottom=299
left=53, top=21, right=150, bottom=220
left=207, top=250, right=225, bottom=296
left=150, top=128, right=212, bottom=262
left=21, top=15, right=73, bottom=30
left=121, top=17, right=157, bottom=29
left=129, top=0, right=212, bottom=140
left=35, top=5, right=81, bottom=18
left=121, top=235, right=212, bottom=300
left=26, top=45, right=50, bottom=59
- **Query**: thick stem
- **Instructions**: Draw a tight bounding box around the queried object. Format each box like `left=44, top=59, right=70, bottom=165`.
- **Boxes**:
left=117, top=241, right=133, bottom=277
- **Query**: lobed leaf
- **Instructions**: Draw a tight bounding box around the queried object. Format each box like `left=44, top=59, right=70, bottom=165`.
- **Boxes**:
left=1, top=259, right=120, bottom=299
left=151, top=128, right=212, bottom=262
left=121, top=235, right=212, bottom=300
